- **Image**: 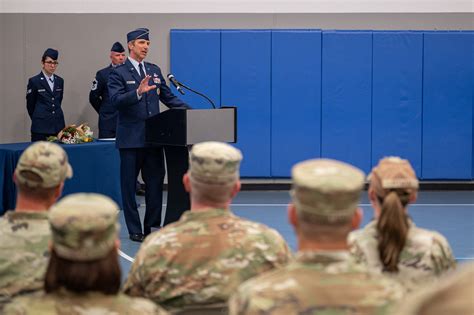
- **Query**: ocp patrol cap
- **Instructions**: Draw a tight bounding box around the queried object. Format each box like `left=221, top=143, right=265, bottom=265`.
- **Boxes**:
left=15, top=141, right=73, bottom=188
left=369, top=156, right=419, bottom=190
left=189, top=141, right=242, bottom=185
left=291, top=159, right=365, bottom=222
left=49, top=193, right=119, bottom=261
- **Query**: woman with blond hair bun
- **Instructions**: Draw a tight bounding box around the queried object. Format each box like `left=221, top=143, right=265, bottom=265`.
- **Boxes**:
left=348, top=157, right=456, bottom=292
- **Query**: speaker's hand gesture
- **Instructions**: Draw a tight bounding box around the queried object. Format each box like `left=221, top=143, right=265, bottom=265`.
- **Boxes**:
left=137, top=75, right=157, bottom=96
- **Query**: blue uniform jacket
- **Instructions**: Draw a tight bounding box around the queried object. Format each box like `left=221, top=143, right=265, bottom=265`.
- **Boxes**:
left=108, top=59, right=188, bottom=148
left=26, top=72, right=65, bottom=134
left=89, top=65, right=118, bottom=135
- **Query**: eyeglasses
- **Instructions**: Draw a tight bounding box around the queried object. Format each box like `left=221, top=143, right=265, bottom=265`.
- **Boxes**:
left=44, top=61, right=59, bottom=65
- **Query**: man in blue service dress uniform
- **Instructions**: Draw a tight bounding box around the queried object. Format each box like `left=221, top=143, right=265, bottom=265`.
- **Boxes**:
left=108, top=28, right=190, bottom=242
left=89, top=42, right=126, bottom=139
left=26, top=48, right=65, bottom=142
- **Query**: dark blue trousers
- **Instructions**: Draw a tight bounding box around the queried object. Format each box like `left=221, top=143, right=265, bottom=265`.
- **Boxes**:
left=119, top=147, right=165, bottom=235
left=163, top=145, right=190, bottom=225
left=98, top=129, right=116, bottom=139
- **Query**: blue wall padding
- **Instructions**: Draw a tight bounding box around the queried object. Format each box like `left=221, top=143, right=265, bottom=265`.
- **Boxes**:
left=422, top=32, right=473, bottom=179
left=469, top=32, right=473, bottom=180
left=221, top=30, right=272, bottom=176
left=170, top=29, right=473, bottom=179
left=372, top=32, right=423, bottom=174
left=321, top=31, right=373, bottom=174
left=271, top=30, right=322, bottom=177
left=170, top=30, right=221, bottom=109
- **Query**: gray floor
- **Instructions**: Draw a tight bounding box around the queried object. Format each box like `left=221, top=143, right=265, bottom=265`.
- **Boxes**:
left=118, top=190, right=474, bottom=282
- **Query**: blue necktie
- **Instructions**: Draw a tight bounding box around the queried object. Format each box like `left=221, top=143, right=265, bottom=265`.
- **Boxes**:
left=138, top=63, right=145, bottom=80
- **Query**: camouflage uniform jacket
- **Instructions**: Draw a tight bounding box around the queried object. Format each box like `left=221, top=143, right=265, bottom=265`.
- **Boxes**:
left=123, top=208, right=292, bottom=310
left=0, top=211, right=50, bottom=310
left=348, top=219, right=456, bottom=292
left=229, top=250, right=404, bottom=315
left=3, top=289, right=169, bottom=315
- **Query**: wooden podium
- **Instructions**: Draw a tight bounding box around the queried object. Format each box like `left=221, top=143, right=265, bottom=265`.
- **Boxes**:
left=145, top=106, right=237, bottom=225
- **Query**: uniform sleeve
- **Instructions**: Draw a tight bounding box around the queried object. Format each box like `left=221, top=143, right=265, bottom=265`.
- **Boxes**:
left=3, top=298, right=27, bottom=315
left=229, top=281, right=268, bottom=315
left=228, top=290, right=251, bottom=315
left=122, top=241, right=167, bottom=301
left=26, top=78, right=37, bottom=118
left=347, top=232, right=369, bottom=265
left=430, top=233, right=456, bottom=275
left=267, top=228, right=293, bottom=266
left=129, top=298, right=170, bottom=315
left=60, top=78, right=64, bottom=108
left=122, top=254, right=148, bottom=298
left=89, top=71, right=103, bottom=113
left=108, top=69, right=140, bottom=111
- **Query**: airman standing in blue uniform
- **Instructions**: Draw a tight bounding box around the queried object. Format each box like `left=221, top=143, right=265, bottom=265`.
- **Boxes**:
left=108, top=28, right=190, bottom=242
left=89, top=42, right=126, bottom=139
left=26, top=48, right=65, bottom=142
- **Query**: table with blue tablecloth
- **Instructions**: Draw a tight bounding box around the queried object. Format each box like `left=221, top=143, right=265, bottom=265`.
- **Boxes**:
left=0, top=141, right=122, bottom=215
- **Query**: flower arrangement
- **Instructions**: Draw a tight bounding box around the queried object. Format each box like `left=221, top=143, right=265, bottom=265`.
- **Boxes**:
left=48, top=123, right=94, bottom=144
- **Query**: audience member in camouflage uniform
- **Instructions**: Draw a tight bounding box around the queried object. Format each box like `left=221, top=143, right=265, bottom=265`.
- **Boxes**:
left=390, top=262, right=474, bottom=315
left=0, top=141, right=72, bottom=310
left=348, top=157, right=456, bottom=292
left=4, top=193, right=168, bottom=315
left=229, top=158, right=404, bottom=315
left=123, top=141, right=291, bottom=313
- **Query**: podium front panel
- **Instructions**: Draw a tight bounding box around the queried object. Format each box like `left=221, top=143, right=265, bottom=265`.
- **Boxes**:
left=186, top=108, right=236, bottom=144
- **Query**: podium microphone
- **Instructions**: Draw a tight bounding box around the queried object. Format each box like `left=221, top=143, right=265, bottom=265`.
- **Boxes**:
left=167, top=73, right=216, bottom=109
left=167, top=74, right=185, bottom=95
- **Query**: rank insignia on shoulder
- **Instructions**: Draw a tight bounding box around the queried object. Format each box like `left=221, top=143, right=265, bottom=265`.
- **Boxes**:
left=26, top=89, right=32, bottom=94
left=91, top=79, right=98, bottom=91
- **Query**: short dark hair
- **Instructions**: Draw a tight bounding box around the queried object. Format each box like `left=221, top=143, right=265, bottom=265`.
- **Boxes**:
left=190, top=179, right=235, bottom=204
left=44, top=248, right=121, bottom=295
left=296, top=210, right=353, bottom=241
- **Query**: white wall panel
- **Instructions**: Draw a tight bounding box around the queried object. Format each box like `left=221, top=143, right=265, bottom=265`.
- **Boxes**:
left=1, top=0, right=473, bottom=13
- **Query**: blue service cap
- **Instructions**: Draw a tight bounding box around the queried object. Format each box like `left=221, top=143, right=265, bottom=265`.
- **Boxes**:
left=111, top=41, right=125, bottom=53
left=43, top=48, right=59, bottom=60
left=127, top=28, right=150, bottom=42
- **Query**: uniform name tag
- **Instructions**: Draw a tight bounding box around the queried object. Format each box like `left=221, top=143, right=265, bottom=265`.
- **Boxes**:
left=126, top=81, right=136, bottom=84
left=38, top=89, right=46, bottom=92
left=56, top=88, right=62, bottom=91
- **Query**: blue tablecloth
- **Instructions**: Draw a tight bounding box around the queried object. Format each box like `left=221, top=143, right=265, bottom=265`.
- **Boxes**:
left=0, top=141, right=122, bottom=215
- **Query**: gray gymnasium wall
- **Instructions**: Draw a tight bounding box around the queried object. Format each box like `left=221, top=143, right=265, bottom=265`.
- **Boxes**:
left=0, top=13, right=472, bottom=143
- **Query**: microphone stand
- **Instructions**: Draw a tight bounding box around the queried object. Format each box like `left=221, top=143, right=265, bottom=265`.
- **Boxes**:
left=176, top=81, right=217, bottom=109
